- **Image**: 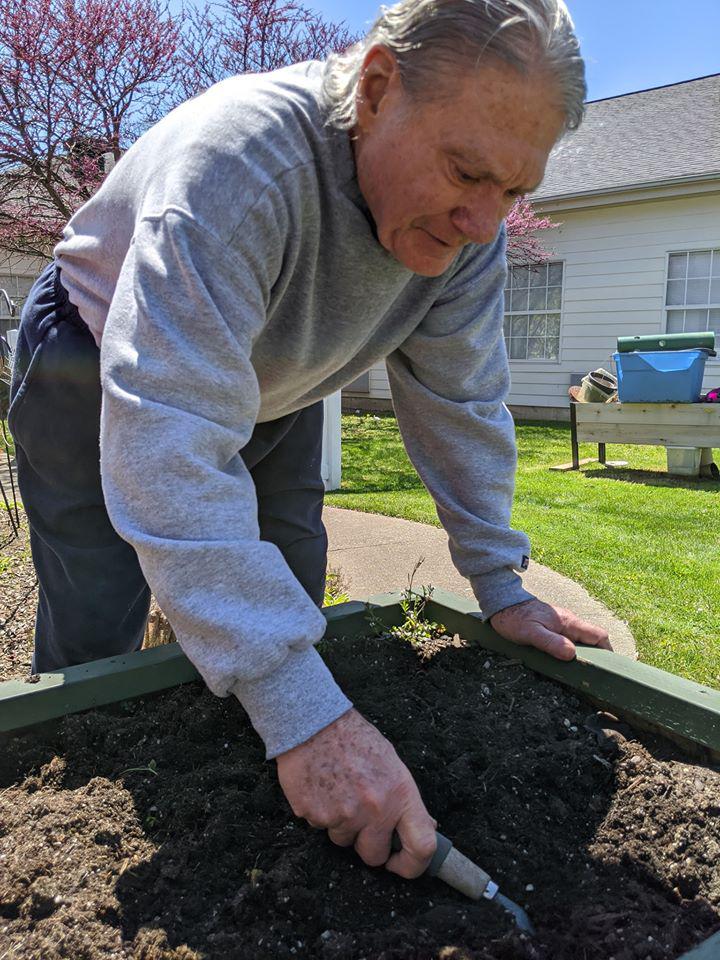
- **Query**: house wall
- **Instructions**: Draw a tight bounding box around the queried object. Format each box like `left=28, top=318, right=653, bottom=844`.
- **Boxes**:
left=351, top=189, right=720, bottom=413
left=342, top=363, right=394, bottom=411
left=0, top=252, right=47, bottom=340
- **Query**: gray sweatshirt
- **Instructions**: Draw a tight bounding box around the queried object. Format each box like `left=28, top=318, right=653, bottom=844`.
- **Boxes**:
left=54, top=60, right=534, bottom=758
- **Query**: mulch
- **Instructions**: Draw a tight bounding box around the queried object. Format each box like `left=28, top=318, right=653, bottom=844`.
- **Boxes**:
left=0, top=505, right=172, bottom=680
left=0, top=507, right=37, bottom=681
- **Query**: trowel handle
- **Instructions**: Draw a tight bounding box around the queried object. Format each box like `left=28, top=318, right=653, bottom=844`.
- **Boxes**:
left=391, top=829, right=453, bottom=877
left=391, top=830, right=495, bottom=901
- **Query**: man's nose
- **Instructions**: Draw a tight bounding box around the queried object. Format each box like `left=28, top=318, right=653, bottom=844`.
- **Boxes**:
left=450, top=188, right=506, bottom=246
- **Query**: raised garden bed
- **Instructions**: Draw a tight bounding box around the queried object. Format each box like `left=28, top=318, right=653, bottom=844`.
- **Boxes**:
left=1, top=592, right=719, bottom=960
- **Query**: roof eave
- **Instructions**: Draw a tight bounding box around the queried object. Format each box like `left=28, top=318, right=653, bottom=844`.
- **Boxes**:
left=532, top=170, right=720, bottom=205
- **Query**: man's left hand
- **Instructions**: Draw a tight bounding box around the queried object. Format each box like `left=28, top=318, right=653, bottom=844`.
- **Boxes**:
left=489, top=598, right=612, bottom=660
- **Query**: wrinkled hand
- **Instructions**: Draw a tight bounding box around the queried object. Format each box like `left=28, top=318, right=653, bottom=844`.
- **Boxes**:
left=489, top=598, right=612, bottom=660
left=275, top=708, right=437, bottom=879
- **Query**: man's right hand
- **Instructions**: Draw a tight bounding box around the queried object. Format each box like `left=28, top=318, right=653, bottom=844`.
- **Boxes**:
left=275, top=708, right=437, bottom=878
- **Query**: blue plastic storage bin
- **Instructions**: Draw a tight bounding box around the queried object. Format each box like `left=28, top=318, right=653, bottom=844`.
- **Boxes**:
left=612, top=349, right=708, bottom=403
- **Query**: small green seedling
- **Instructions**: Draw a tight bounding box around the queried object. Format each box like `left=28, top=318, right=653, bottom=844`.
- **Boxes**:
left=366, top=558, right=451, bottom=653
left=120, top=758, right=159, bottom=777
left=324, top=566, right=350, bottom=607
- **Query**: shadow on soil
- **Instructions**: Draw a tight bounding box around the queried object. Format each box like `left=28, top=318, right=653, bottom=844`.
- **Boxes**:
left=1, top=637, right=719, bottom=960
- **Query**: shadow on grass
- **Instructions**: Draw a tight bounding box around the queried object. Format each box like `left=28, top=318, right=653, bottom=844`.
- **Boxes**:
left=579, top=467, right=720, bottom=492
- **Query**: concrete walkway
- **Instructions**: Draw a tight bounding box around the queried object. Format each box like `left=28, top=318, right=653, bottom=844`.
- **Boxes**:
left=324, top=505, right=637, bottom=660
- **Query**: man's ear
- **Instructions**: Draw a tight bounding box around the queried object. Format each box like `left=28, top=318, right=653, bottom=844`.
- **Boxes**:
left=355, top=45, right=400, bottom=132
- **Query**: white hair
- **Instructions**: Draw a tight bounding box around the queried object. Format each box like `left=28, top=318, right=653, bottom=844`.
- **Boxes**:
left=321, top=0, right=586, bottom=132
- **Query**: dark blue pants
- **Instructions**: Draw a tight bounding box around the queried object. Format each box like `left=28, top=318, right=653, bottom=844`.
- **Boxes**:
left=8, top=262, right=328, bottom=673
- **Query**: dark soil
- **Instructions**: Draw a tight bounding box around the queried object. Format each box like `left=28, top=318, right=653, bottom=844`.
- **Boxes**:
left=1, top=628, right=719, bottom=960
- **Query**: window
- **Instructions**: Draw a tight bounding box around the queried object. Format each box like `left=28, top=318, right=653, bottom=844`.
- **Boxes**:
left=665, top=250, right=720, bottom=338
left=503, top=261, right=563, bottom=361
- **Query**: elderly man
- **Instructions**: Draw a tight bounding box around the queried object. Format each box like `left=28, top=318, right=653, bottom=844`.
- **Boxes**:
left=9, top=0, right=609, bottom=878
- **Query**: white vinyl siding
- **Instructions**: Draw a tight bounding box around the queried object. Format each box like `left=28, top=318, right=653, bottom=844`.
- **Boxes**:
left=342, top=365, right=394, bottom=402
left=0, top=254, right=45, bottom=337
left=0, top=273, right=33, bottom=318
left=368, top=363, right=392, bottom=400
left=665, top=249, right=720, bottom=336
left=0, top=256, right=44, bottom=340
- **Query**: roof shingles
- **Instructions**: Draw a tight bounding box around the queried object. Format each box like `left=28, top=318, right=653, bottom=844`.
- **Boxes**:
left=532, top=74, right=720, bottom=201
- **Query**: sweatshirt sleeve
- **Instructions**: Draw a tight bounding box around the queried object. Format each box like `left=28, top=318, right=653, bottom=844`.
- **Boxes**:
left=385, top=224, right=536, bottom=620
left=99, top=206, right=351, bottom=759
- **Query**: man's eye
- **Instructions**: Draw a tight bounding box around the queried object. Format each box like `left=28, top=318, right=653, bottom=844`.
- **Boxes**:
left=455, top=166, right=479, bottom=184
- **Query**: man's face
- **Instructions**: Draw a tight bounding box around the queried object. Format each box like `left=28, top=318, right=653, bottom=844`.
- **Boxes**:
left=351, top=52, right=566, bottom=277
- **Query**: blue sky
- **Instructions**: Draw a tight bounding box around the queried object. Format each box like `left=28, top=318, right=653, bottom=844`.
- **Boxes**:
left=308, top=0, right=720, bottom=101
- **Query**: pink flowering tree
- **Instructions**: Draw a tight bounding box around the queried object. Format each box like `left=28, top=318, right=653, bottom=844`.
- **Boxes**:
left=0, top=0, right=353, bottom=261
left=505, top=197, right=558, bottom=266
left=0, top=0, right=182, bottom=259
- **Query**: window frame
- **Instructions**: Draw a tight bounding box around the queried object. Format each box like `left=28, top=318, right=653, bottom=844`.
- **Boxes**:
left=664, top=247, right=720, bottom=365
left=503, top=259, right=564, bottom=365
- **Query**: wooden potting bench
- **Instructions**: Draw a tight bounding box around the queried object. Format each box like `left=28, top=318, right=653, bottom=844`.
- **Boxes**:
left=560, top=401, right=720, bottom=476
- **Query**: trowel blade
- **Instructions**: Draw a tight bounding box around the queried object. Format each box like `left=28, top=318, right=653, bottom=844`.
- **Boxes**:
left=493, top=891, right=536, bottom=936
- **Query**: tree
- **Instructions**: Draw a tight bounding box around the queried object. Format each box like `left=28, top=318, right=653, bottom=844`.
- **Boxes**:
left=0, top=0, right=183, bottom=259
left=505, top=197, right=558, bottom=267
left=175, top=0, right=356, bottom=103
left=0, top=0, right=353, bottom=260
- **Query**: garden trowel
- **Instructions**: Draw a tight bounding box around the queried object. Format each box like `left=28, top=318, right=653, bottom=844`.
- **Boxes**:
left=392, top=831, right=535, bottom=935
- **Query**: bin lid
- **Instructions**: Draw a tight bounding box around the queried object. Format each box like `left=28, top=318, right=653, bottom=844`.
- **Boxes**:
left=617, top=332, right=715, bottom=354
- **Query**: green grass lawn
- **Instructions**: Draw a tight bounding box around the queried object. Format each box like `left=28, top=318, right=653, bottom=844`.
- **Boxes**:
left=326, top=413, right=720, bottom=690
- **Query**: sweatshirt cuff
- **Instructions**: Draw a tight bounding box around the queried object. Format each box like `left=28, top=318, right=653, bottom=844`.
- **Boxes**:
left=230, top=645, right=353, bottom=759
left=469, top=568, right=536, bottom=621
